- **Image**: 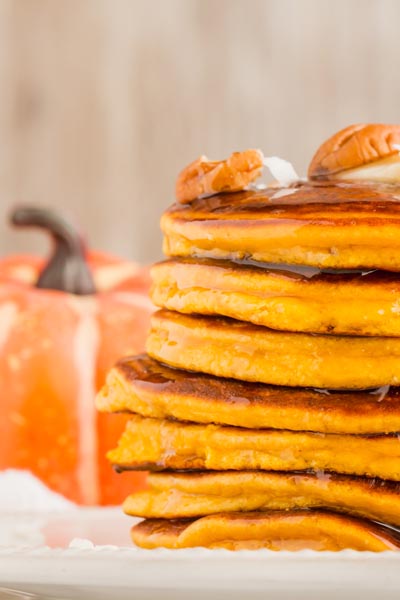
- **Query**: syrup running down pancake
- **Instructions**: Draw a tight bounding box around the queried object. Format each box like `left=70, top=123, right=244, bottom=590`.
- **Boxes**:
left=97, top=354, right=400, bottom=434
left=124, top=470, right=400, bottom=527
left=147, top=310, right=400, bottom=389
left=131, top=510, right=400, bottom=551
left=109, top=414, right=400, bottom=481
left=151, top=258, right=400, bottom=336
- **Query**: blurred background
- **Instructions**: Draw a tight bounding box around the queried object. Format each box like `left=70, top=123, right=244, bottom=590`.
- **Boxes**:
left=0, top=0, right=399, bottom=263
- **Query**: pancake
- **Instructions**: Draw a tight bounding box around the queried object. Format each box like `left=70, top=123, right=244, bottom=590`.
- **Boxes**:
left=109, top=415, right=400, bottom=481
left=151, top=258, right=400, bottom=337
left=147, top=310, right=400, bottom=389
left=97, top=355, right=400, bottom=435
left=124, top=471, right=400, bottom=526
left=162, top=181, right=400, bottom=271
left=131, top=511, right=400, bottom=551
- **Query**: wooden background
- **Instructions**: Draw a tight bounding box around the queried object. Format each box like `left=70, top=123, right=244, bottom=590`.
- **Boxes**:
left=1, top=0, right=400, bottom=263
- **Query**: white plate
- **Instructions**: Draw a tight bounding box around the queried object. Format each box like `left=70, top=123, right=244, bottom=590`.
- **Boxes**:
left=0, top=508, right=400, bottom=600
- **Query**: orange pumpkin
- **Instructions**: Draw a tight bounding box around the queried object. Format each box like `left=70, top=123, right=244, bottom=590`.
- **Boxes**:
left=0, top=207, right=152, bottom=505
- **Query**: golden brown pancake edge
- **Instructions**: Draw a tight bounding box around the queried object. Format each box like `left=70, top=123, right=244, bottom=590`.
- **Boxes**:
left=147, top=310, right=400, bottom=389
left=151, top=258, right=400, bottom=336
left=108, top=414, right=400, bottom=481
left=162, top=182, right=400, bottom=271
left=123, top=470, right=400, bottom=527
left=96, top=354, right=400, bottom=434
left=131, top=510, right=400, bottom=551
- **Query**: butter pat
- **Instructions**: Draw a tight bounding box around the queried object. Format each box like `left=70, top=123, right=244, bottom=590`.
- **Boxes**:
left=335, top=153, right=400, bottom=183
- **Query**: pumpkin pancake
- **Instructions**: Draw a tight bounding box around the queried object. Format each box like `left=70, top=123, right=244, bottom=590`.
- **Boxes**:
left=131, top=511, right=400, bottom=551
left=109, top=415, right=400, bottom=481
left=151, top=258, right=400, bottom=337
left=147, top=310, right=400, bottom=389
left=97, top=354, right=400, bottom=435
left=162, top=182, right=400, bottom=271
left=124, top=471, right=400, bottom=527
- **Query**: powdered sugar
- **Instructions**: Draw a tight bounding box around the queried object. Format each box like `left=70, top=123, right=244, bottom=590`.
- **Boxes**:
left=0, top=469, right=75, bottom=512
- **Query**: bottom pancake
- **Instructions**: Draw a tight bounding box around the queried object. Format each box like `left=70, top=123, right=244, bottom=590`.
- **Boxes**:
left=131, top=511, right=400, bottom=551
left=109, top=415, right=400, bottom=481
left=123, top=471, right=400, bottom=527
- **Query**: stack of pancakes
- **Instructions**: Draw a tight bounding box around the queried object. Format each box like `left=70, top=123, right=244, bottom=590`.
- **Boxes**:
left=97, top=124, right=400, bottom=551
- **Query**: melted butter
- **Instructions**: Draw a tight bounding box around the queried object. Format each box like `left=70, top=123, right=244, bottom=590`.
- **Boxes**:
left=336, top=153, right=400, bottom=183
left=230, top=257, right=376, bottom=280
left=369, top=385, right=391, bottom=402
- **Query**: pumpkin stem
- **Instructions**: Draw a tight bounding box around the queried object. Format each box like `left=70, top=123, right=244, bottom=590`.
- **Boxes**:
left=10, top=206, right=96, bottom=295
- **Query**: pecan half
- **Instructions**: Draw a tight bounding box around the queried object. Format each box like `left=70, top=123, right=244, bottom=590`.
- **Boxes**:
left=176, top=149, right=264, bottom=204
left=308, top=124, right=400, bottom=179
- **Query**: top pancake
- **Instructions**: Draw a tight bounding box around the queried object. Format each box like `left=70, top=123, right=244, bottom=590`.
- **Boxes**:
left=162, top=181, right=400, bottom=270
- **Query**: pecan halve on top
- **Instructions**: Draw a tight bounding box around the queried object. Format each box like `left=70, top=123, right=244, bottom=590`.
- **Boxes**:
left=176, top=149, right=264, bottom=204
left=308, top=123, right=400, bottom=179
